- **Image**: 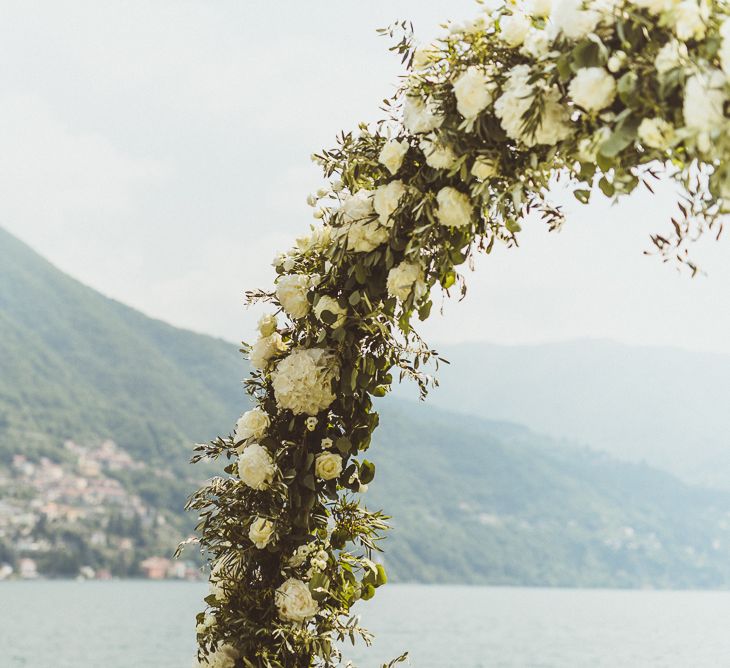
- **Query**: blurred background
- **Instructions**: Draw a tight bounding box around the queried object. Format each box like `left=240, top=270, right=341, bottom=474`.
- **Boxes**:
left=2, top=1, right=730, bottom=667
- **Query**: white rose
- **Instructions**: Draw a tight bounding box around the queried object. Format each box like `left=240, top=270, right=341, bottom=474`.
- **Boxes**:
left=527, top=0, right=553, bottom=17
left=638, top=117, right=675, bottom=150
left=315, top=452, right=343, bottom=481
left=471, top=156, right=498, bottom=180
left=521, top=29, right=550, bottom=59
left=234, top=408, right=270, bottom=443
left=275, top=274, right=310, bottom=320
left=237, top=443, right=276, bottom=490
left=550, top=0, right=600, bottom=40
left=402, top=95, right=443, bottom=134
left=249, top=332, right=286, bottom=370
left=500, top=11, right=531, bottom=47
left=683, top=70, right=727, bottom=135
left=248, top=517, right=275, bottom=549
left=452, top=66, right=493, bottom=119
left=257, top=313, right=277, bottom=337
left=495, top=66, right=571, bottom=146
left=378, top=139, right=409, bottom=175
left=313, top=295, right=347, bottom=328
left=321, top=437, right=334, bottom=449
left=339, top=189, right=375, bottom=224
left=386, top=261, right=426, bottom=301
left=569, top=68, right=616, bottom=112
left=420, top=136, right=458, bottom=170
left=275, top=578, right=319, bottom=623
left=436, top=187, right=473, bottom=228
left=344, top=220, right=389, bottom=253
left=197, top=643, right=238, bottom=668
left=373, top=180, right=407, bottom=226
left=271, top=347, right=339, bottom=416
left=655, top=40, right=688, bottom=75
left=673, top=1, right=706, bottom=41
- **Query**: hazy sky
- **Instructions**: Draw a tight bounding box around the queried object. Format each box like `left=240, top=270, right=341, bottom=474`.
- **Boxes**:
left=2, top=0, right=730, bottom=354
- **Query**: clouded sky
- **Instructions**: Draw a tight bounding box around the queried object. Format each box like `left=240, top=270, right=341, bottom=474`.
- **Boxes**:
left=2, top=0, right=730, bottom=354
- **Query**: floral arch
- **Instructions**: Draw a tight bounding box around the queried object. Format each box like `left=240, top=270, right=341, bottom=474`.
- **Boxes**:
left=187, top=0, right=729, bottom=665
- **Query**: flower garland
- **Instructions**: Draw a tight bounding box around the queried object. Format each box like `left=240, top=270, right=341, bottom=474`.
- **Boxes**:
left=188, top=0, right=730, bottom=665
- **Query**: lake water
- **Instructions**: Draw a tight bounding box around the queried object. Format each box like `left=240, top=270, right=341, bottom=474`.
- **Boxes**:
left=2, top=582, right=730, bottom=667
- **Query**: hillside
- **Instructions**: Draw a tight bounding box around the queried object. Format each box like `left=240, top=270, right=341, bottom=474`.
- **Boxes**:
left=3, top=227, right=730, bottom=586
left=371, top=401, right=730, bottom=587
left=393, top=340, right=730, bottom=489
left=0, top=226, right=247, bottom=469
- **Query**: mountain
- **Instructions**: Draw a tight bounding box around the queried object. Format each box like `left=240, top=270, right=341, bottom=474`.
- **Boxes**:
left=393, top=340, right=730, bottom=489
left=0, top=226, right=247, bottom=469
left=4, top=227, right=730, bottom=587
left=371, top=401, right=730, bottom=587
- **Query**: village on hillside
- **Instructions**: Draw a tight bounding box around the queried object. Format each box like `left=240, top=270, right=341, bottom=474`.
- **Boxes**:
left=0, top=439, right=202, bottom=580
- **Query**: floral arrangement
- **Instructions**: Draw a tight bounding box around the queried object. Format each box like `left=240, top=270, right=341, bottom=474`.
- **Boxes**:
left=186, top=0, right=730, bottom=665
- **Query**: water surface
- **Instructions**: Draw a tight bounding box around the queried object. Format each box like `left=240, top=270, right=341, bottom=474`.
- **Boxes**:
left=2, top=582, right=730, bottom=667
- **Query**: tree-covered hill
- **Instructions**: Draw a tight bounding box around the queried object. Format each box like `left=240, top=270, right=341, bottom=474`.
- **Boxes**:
left=0, top=226, right=247, bottom=469
left=4, top=226, right=730, bottom=587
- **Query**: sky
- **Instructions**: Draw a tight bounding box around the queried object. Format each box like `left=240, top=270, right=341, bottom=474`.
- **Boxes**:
left=1, top=0, right=730, bottom=354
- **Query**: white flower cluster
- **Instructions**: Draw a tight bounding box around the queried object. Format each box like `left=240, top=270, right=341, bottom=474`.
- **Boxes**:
left=238, top=443, right=276, bottom=490
left=271, top=347, right=339, bottom=415
left=275, top=578, right=319, bottom=623
left=337, top=190, right=390, bottom=253
left=386, top=261, right=426, bottom=301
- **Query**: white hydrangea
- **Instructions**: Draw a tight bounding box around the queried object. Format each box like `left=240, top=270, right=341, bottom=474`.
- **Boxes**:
left=249, top=332, right=287, bottom=370
left=314, top=452, right=343, bottom=481
left=471, top=156, right=499, bottom=180
left=500, top=11, right=531, bottom=47
left=275, top=274, right=310, bottom=320
left=568, top=68, right=616, bottom=112
left=313, top=295, right=347, bottom=328
left=234, top=408, right=270, bottom=443
left=452, top=66, right=493, bottom=119
left=339, top=189, right=375, bottom=224
left=196, top=644, right=238, bottom=668
left=248, top=517, right=275, bottom=549
left=419, top=135, right=458, bottom=170
left=550, top=0, right=600, bottom=40
left=386, top=261, right=426, bottom=301
left=673, top=0, right=706, bottom=41
left=257, top=313, right=277, bottom=337
left=436, top=187, right=472, bottom=228
left=378, top=139, right=409, bottom=175
left=275, top=578, right=319, bottom=623
left=521, top=29, right=551, bottom=59
left=238, top=443, right=276, bottom=490
left=683, top=69, right=727, bottom=133
left=402, top=95, right=443, bottom=134
left=638, top=117, right=675, bottom=150
left=655, top=40, right=688, bottom=75
left=271, top=347, right=339, bottom=416
left=494, top=65, right=571, bottom=146
left=373, top=180, right=407, bottom=226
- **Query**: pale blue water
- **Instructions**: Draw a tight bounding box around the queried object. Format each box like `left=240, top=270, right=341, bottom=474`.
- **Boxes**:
left=2, top=582, right=730, bottom=667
